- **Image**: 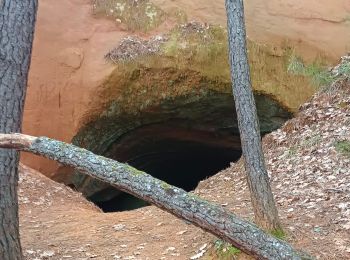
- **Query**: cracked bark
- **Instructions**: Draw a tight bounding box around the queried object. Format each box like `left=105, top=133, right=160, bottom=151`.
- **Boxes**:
left=0, top=1, right=38, bottom=259
left=0, top=134, right=313, bottom=260
left=225, top=0, right=281, bottom=230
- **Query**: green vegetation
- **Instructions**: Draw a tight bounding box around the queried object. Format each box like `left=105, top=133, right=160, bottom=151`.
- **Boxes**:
left=286, top=146, right=298, bottom=158
left=338, top=101, right=349, bottom=109
left=287, top=53, right=335, bottom=87
left=288, top=52, right=350, bottom=88
left=303, top=134, right=322, bottom=147
left=127, top=165, right=145, bottom=176
left=336, top=60, right=350, bottom=77
left=334, top=140, right=350, bottom=157
left=213, top=239, right=241, bottom=259
left=271, top=227, right=287, bottom=240
left=100, top=23, right=316, bottom=117
left=83, top=19, right=347, bottom=131
left=160, top=181, right=172, bottom=190
left=284, top=134, right=322, bottom=158
left=161, top=23, right=229, bottom=79
left=92, top=0, right=165, bottom=32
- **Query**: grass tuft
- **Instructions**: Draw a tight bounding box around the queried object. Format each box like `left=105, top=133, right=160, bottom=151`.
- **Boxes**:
left=271, top=227, right=287, bottom=240
left=334, top=140, right=350, bottom=157
left=288, top=53, right=350, bottom=89
left=214, top=240, right=241, bottom=259
left=287, top=53, right=335, bottom=87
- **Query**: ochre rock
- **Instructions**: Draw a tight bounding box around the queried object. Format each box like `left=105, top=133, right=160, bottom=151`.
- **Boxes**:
left=22, top=0, right=350, bottom=176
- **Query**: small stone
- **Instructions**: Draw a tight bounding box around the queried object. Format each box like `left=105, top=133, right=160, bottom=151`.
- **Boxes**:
left=40, top=250, right=55, bottom=257
left=113, top=224, right=126, bottom=231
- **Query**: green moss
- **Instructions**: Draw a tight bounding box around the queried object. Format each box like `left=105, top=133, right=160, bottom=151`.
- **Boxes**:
left=160, top=181, right=172, bottom=190
left=126, top=164, right=145, bottom=176
left=92, top=21, right=327, bottom=123
left=82, top=65, right=233, bottom=126
left=160, top=24, right=230, bottom=79
left=334, top=140, right=350, bottom=157
left=271, top=227, right=287, bottom=240
left=92, top=0, right=165, bottom=32
left=187, top=192, right=201, bottom=200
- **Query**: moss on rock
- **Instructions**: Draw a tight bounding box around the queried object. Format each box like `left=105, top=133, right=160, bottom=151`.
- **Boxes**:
left=93, top=0, right=165, bottom=32
left=71, top=21, right=318, bottom=201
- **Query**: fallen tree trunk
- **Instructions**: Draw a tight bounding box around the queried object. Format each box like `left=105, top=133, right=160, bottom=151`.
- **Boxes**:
left=0, top=133, right=310, bottom=259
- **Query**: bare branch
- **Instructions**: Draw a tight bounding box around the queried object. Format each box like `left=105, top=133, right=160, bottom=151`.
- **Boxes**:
left=0, top=133, right=35, bottom=149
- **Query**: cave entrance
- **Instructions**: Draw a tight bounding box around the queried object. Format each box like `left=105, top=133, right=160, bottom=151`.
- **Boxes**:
left=90, top=122, right=242, bottom=212
left=72, top=91, right=292, bottom=212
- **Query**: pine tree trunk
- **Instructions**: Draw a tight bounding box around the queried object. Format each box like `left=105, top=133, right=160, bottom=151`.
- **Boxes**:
left=225, top=0, right=281, bottom=231
left=0, top=1, right=38, bottom=259
left=0, top=134, right=312, bottom=260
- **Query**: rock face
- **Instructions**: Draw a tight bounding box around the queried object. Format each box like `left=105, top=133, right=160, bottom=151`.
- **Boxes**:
left=23, top=0, right=350, bottom=176
left=70, top=90, right=292, bottom=203
left=22, top=0, right=127, bottom=174
left=153, top=0, right=350, bottom=60
left=64, top=22, right=301, bottom=200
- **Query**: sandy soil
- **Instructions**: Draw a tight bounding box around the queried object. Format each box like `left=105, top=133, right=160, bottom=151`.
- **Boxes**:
left=19, top=164, right=210, bottom=260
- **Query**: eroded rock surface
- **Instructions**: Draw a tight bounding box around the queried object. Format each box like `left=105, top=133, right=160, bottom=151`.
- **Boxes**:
left=23, top=0, right=350, bottom=176
left=70, top=90, right=292, bottom=203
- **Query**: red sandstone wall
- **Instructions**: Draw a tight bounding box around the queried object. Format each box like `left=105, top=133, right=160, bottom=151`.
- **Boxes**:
left=22, top=0, right=350, bottom=175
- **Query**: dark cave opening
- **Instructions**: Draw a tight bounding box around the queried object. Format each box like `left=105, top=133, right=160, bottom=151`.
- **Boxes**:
left=73, top=91, right=292, bottom=213
left=91, top=123, right=242, bottom=212
left=94, top=141, right=242, bottom=212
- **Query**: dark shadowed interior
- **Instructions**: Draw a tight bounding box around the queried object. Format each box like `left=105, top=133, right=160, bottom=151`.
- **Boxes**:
left=71, top=92, right=292, bottom=212
left=92, top=123, right=242, bottom=212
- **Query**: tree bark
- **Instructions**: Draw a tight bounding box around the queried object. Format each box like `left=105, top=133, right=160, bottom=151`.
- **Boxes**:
left=0, top=1, right=38, bottom=259
left=0, top=134, right=312, bottom=260
left=225, top=0, right=281, bottom=230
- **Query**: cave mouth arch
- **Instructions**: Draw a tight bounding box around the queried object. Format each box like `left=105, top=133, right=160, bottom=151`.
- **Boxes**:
left=92, top=121, right=242, bottom=212
left=71, top=91, right=292, bottom=212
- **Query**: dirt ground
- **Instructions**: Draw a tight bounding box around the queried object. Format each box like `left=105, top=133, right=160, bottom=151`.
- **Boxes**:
left=19, top=164, right=211, bottom=260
